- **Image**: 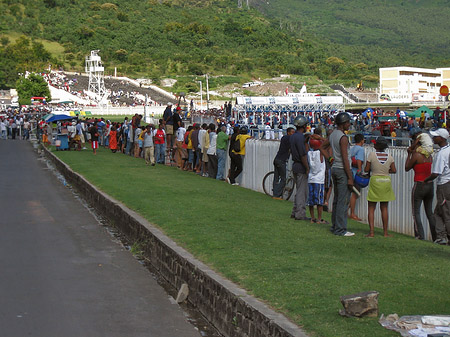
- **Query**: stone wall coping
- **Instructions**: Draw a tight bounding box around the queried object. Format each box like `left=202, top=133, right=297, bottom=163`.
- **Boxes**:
left=43, top=146, right=309, bottom=337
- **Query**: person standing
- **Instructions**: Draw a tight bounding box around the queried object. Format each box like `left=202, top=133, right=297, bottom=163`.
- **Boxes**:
left=154, top=123, right=166, bottom=164
left=88, top=122, right=99, bottom=155
left=327, top=112, right=354, bottom=236
left=163, top=102, right=174, bottom=149
left=175, top=122, right=186, bottom=168
left=405, top=130, right=436, bottom=241
left=364, top=136, right=397, bottom=237
left=207, top=124, right=218, bottom=179
left=215, top=126, right=229, bottom=180
left=272, top=127, right=295, bottom=199
left=290, top=116, right=309, bottom=220
left=307, top=138, right=327, bottom=223
left=349, top=133, right=365, bottom=221
left=424, top=128, right=450, bottom=245
left=228, top=126, right=251, bottom=185
left=109, top=125, right=118, bottom=153
left=1, top=118, right=7, bottom=140
left=143, top=125, right=155, bottom=166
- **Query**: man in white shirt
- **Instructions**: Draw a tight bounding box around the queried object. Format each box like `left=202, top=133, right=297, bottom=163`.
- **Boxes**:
left=425, top=128, right=450, bottom=245
left=0, top=119, right=6, bottom=140
left=175, top=123, right=186, bottom=168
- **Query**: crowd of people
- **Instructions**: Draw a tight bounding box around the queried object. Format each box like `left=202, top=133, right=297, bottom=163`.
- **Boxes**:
left=2, top=103, right=449, bottom=245
left=275, top=112, right=449, bottom=244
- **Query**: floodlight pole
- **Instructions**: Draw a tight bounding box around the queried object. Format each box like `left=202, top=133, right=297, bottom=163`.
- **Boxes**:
left=206, top=74, right=210, bottom=112
left=198, top=81, right=203, bottom=112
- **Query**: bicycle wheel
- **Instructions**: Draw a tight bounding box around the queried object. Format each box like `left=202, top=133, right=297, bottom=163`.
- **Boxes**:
left=262, top=171, right=275, bottom=197
left=283, top=177, right=295, bottom=200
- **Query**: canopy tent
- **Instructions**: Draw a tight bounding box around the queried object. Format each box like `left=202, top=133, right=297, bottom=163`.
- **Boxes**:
left=407, top=105, right=434, bottom=118
left=47, top=114, right=73, bottom=123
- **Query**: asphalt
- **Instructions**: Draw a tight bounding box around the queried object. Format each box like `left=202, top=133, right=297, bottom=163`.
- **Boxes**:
left=0, top=139, right=201, bottom=337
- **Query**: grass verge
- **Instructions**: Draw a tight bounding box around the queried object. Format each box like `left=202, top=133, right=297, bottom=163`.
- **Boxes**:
left=52, top=146, right=450, bottom=337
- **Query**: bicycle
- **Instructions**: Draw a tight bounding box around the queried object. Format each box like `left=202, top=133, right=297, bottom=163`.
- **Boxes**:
left=262, top=167, right=295, bottom=200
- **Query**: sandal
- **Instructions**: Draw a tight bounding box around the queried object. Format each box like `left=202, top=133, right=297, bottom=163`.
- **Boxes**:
left=318, top=219, right=329, bottom=224
left=310, top=219, right=317, bottom=223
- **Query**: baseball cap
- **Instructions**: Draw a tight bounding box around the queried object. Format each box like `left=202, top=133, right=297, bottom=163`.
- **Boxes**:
left=430, top=128, right=449, bottom=139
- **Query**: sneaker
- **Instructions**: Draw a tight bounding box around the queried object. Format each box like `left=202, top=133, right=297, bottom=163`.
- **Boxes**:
left=226, top=178, right=231, bottom=184
left=434, top=238, right=448, bottom=245
left=272, top=196, right=283, bottom=200
left=343, top=231, right=355, bottom=237
left=232, top=182, right=239, bottom=186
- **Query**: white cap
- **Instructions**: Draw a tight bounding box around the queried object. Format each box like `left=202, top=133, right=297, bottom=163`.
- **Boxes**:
left=430, top=128, right=449, bottom=139
left=168, top=102, right=172, bottom=106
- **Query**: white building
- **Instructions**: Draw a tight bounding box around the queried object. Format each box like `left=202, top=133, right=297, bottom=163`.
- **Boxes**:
left=379, top=66, right=450, bottom=103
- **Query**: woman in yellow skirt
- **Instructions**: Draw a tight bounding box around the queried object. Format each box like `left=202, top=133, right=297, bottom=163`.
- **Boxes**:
left=364, top=137, right=397, bottom=237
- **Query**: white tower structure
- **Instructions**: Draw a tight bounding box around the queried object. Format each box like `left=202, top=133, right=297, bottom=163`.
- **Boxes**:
left=85, top=50, right=106, bottom=99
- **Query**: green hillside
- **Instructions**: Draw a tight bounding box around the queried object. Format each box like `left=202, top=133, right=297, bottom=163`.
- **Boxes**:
left=1, top=0, right=449, bottom=90
left=253, top=0, right=450, bottom=67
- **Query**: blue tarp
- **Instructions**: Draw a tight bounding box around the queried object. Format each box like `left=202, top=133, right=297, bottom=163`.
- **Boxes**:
left=47, top=114, right=73, bottom=122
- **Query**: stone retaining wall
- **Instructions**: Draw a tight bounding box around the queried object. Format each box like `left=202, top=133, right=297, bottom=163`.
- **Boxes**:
left=43, top=147, right=308, bottom=337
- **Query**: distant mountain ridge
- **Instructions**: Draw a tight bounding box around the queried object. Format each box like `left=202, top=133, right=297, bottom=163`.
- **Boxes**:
left=252, top=0, right=450, bottom=67
left=1, top=0, right=449, bottom=90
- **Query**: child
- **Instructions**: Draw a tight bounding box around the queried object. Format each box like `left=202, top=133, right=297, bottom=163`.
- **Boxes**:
left=307, top=136, right=327, bottom=224
left=349, top=133, right=365, bottom=221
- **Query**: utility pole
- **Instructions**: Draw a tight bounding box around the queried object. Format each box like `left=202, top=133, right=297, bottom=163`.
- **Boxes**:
left=205, top=74, right=210, bottom=112
left=198, top=81, right=203, bottom=111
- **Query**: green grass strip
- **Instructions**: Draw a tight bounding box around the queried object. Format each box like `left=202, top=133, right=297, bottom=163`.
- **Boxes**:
left=53, top=147, right=450, bottom=337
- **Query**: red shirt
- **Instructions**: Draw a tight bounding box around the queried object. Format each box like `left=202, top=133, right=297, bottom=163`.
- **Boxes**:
left=413, top=162, right=432, bottom=182
left=154, top=129, right=165, bottom=144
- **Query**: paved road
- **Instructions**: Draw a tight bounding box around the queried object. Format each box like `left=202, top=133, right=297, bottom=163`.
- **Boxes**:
left=0, top=140, right=201, bottom=337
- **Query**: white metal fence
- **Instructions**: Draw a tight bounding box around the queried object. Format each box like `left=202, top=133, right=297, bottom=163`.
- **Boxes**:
left=234, top=140, right=435, bottom=240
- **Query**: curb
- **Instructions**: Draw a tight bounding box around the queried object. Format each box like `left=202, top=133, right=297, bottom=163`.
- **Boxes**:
left=42, top=146, right=309, bottom=337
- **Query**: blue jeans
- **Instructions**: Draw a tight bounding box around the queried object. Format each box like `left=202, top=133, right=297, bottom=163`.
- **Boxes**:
left=331, top=167, right=351, bottom=235
left=216, top=148, right=226, bottom=180
left=125, top=139, right=133, bottom=155
left=155, top=143, right=166, bottom=164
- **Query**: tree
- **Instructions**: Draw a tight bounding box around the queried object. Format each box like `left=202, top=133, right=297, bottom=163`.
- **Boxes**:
left=16, top=73, right=51, bottom=105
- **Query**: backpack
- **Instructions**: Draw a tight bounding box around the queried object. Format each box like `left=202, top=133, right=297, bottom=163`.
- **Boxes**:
left=233, top=137, right=241, bottom=152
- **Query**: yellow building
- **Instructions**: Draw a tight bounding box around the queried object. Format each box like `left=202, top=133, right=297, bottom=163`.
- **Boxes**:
left=379, top=66, right=450, bottom=103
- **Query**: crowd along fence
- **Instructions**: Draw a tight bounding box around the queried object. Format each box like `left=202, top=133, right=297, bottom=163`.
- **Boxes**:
left=232, top=139, right=435, bottom=241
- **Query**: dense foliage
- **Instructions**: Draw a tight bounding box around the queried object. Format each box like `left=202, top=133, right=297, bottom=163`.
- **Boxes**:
left=15, top=73, right=51, bottom=105
left=1, top=0, right=449, bottom=90
left=253, top=0, right=450, bottom=68
left=0, top=36, right=55, bottom=89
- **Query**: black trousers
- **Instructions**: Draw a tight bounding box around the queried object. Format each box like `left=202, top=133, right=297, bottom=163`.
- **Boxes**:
left=229, top=153, right=242, bottom=184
